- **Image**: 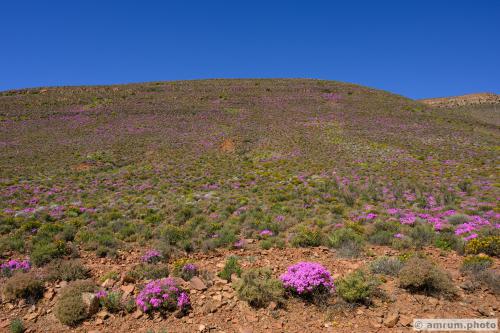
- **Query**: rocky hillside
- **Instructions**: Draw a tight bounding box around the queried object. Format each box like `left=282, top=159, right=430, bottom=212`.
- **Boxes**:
left=420, top=92, right=500, bottom=108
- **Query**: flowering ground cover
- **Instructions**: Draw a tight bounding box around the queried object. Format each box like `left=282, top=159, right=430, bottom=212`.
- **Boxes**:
left=0, top=79, right=498, bottom=331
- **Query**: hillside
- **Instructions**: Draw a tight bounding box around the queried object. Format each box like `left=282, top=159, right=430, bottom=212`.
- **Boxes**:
left=420, top=92, right=500, bottom=108
left=0, top=79, right=499, bottom=332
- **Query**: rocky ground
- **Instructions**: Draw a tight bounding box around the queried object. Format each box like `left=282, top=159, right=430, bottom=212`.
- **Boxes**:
left=1, top=243, right=498, bottom=333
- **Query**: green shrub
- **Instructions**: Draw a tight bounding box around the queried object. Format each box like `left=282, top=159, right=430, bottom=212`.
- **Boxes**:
left=408, top=223, right=435, bottom=249
left=370, top=256, right=403, bottom=276
left=368, top=221, right=400, bottom=246
left=3, top=272, right=45, bottom=303
left=9, top=318, right=24, bottom=333
left=218, top=256, right=242, bottom=281
left=55, top=280, right=96, bottom=326
left=234, top=268, right=284, bottom=308
left=464, top=236, right=499, bottom=257
left=328, top=228, right=364, bottom=257
left=475, top=269, right=499, bottom=295
left=291, top=225, right=323, bottom=247
left=45, top=260, right=91, bottom=281
left=446, top=214, right=470, bottom=225
left=124, top=263, right=169, bottom=283
left=260, top=237, right=285, bottom=250
left=399, top=257, right=455, bottom=298
left=30, top=241, right=66, bottom=266
left=336, top=270, right=380, bottom=304
left=100, top=291, right=123, bottom=313
left=460, top=255, right=493, bottom=274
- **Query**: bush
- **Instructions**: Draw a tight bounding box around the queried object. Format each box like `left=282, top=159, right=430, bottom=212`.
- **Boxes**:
left=3, top=272, right=45, bottom=303
left=336, top=270, right=380, bottom=304
left=30, top=241, right=66, bottom=266
left=446, top=214, right=470, bottom=225
left=9, top=318, right=24, bottom=333
left=291, top=225, right=323, bottom=247
left=136, top=278, right=190, bottom=313
left=370, top=256, right=403, bottom=276
left=234, top=268, right=284, bottom=308
left=465, top=236, right=499, bottom=257
left=1, top=260, right=31, bottom=277
left=475, top=269, right=500, bottom=295
left=98, top=290, right=123, bottom=313
left=45, top=260, right=91, bottom=281
left=368, top=221, right=400, bottom=246
left=55, top=280, right=96, bottom=326
left=328, top=228, right=364, bottom=258
left=218, top=256, right=242, bottom=282
left=124, top=263, right=169, bottom=283
left=460, top=255, right=493, bottom=274
left=280, top=262, right=334, bottom=297
left=399, top=257, right=455, bottom=298
left=408, top=223, right=435, bottom=249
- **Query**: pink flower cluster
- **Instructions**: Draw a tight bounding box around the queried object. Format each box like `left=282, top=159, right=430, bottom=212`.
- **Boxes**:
left=259, top=229, right=274, bottom=237
left=280, top=262, right=334, bottom=295
left=1, top=259, right=31, bottom=276
left=136, top=278, right=190, bottom=312
left=141, top=249, right=163, bottom=263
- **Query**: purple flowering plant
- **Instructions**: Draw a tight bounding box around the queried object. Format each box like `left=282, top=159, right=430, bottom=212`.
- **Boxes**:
left=280, top=262, right=334, bottom=297
left=180, top=263, right=198, bottom=280
left=1, top=259, right=31, bottom=277
left=136, top=278, right=190, bottom=313
left=141, top=249, right=163, bottom=264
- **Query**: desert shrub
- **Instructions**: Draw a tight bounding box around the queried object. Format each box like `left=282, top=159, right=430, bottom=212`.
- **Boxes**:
left=446, top=214, right=470, bottom=225
left=55, top=280, right=96, bottom=326
left=9, top=318, right=24, bottom=333
left=260, top=237, right=286, bottom=250
left=370, top=256, right=403, bottom=276
left=98, top=290, right=123, bottom=313
left=475, top=269, right=500, bottom=295
left=124, top=263, right=169, bottom=283
left=234, top=268, right=284, bottom=308
left=3, top=272, right=44, bottom=303
left=180, top=263, right=198, bottom=281
left=434, top=230, right=463, bottom=252
left=45, top=260, right=91, bottom=281
left=464, top=236, right=499, bottom=257
left=399, top=257, right=455, bottom=298
left=291, top=225, right=323, bottom=247
left=218, top=256, right=242, bottom=282
left=30, top=241, right=66, bottom=266
left=408, top=223, right=435, bottom=249
left=99, top=271, right=119, bottom=282
left=280, top=262, right=334, bottom=299
left=368, top=221, right=400, bottom=246
left=136, top=278, right=190, bottom=313
left=0, top=235, right=25, bottom=252
left=161, top=225, right=189, bottom=246
left=336, top=270, right=380, bottom=304
left=460, top=255, right=493, bottom=274
left=328, top=228, right=364, bottom=258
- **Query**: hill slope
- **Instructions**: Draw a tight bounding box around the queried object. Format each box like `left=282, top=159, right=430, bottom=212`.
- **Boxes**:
left=0, top=79, right=499, bottom=332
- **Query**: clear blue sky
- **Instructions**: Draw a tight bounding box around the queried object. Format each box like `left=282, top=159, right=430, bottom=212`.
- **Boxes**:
left=1, top=1, right=499, bottom=98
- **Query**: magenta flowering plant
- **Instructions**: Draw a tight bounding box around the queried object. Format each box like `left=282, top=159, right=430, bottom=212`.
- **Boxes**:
left=136, top=278, right=190, bottom=313
left=180, top=263, right=198, bottom=280
left=141, top=249, right=163, bottom=264
left=280, top=262, right=334, bottom=296
left=259, top=229, right=274, bottom=238
left=1, top=259, right=31, bottom=277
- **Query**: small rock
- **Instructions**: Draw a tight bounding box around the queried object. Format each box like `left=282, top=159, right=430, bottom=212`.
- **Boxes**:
left=44, top=290, right=55, bottom=300
left=198, top=324, right=206, bottom=332
left=102, top=278, right=115, bottom=288
left=190, top=276, right=207, bottom=291
left=239, top=327, right=253, bottom=333
left=399, top=315, right=412, bottom=327
left=132, top=310, right=143, bottom=319
left=82, top=292, right=99, bottom=316
left=267, top=301, right=277, bottom=310
left=384, top=312, right=400, bottom=328
left=97, top=310, right=110, bottom=319
left=121, top=284, right=135, bottom=295
left=212, top=294, right=223, bottom=302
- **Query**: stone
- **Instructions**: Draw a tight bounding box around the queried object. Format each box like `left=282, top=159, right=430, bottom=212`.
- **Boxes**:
left=190, top=276, right=207, bottom=291
left=82, top=292, right=99, bottom=316
left=239, top=327, right=253, bottom=333
left=384, top=312, right=400, bottom=328
left=121, top=284, right=135, bottom=295
left=267, top=301, right=277, bottom=310
left=198, top=324, right=206, bottom=331
left=44, top=289, right=55, bottom=300
left=212, top=294, right=223, bottom=302
left=102, top=278, right=116, bottom=288
left=132, top=310, right=143, bottom=319
left=97, top=310, right=110, bottom=319
left=399, top=315, right=412, bottom=327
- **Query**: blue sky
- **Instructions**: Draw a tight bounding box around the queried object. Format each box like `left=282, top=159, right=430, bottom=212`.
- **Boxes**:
left=1, top=1, right=499, bottom=98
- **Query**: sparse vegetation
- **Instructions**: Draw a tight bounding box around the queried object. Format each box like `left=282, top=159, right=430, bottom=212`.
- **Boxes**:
left=55, top=280, right=97, bottom=326
left=218, top=256, right=242, bottom=282
left=3, top=272, right=44, bottom=303
left=234, top=268, right=284, bottom=308
left=336, top=270, right=380, bottom=304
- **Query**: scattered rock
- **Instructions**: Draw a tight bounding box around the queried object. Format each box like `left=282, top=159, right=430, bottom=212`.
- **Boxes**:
left=82, top=292, right=100, bottom=316
left=121, top=284, right=135, bottom=295
left=190, top=276, right=207, bottom=291
left=384, top=312, right=399, bottom=328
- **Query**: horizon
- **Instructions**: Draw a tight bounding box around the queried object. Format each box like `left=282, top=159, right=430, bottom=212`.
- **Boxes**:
left=1, top=1, right=499, bottom=99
